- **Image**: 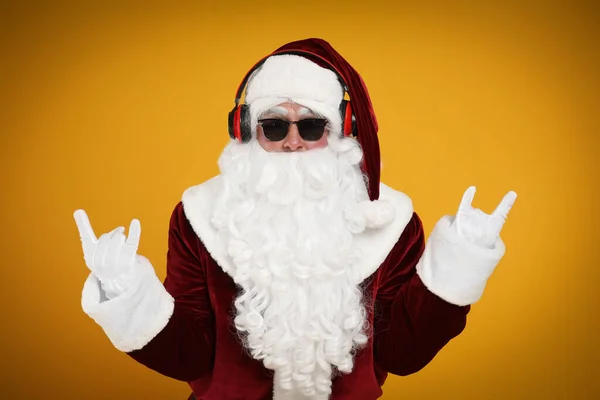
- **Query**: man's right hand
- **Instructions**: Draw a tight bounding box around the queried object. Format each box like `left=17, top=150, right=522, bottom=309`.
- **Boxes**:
left=74, top=209, right=142, bottom=297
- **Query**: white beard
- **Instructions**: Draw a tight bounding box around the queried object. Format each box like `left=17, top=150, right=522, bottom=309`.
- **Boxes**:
left=210, top=136, right=391, bottom=399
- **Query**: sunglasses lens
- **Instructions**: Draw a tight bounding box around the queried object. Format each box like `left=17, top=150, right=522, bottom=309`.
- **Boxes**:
left=260, top=119, right=289, bottom=141
left=297, top=119, right=327, bottom=141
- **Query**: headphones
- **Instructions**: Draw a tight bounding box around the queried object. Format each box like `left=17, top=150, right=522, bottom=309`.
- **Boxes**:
left=227, top=49, right=357, bottom=143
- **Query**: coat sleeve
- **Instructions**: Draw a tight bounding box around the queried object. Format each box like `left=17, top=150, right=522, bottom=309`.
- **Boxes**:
left=126, top=202, right=217, bottom=381
left=372, top=212, right=470, bottom=376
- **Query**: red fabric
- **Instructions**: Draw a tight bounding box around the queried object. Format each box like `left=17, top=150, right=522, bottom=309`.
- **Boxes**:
left=128, top=203, right=471, bottom=399
left=270, top=38, right=381, bottom=201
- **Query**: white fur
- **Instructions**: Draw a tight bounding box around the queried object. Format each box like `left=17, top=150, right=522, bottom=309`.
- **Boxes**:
left=416, top=215, right=506, bottom=306
left=81, top=256, right=174, bottom=352
left=245, top=55, right=343, bottom=111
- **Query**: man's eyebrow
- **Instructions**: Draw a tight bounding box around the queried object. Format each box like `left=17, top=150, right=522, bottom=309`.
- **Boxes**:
left=259, top=106, right=289, bottom=117
left=298, top=107, right=314, bottom=116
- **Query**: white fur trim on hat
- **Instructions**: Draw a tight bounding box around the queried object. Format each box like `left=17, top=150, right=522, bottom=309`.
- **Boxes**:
left=245, top=54, right=344, bottom=108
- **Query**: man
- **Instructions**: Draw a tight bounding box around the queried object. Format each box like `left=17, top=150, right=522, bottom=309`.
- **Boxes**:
left=75, top=38, right=517, bottom=400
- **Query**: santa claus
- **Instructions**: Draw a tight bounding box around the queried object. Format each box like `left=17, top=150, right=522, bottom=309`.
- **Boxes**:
left=75, top=38, right=517, bottom=400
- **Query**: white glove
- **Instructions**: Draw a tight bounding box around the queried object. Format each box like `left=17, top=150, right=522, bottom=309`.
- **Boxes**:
left=452, top=186, right=517, bottom=249
left=74, top=209, right=142, bottom=300
left=416, top=186, right=517, bottom=305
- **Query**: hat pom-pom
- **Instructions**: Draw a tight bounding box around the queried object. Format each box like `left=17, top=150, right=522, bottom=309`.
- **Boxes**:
left=362, top=200, right=396, bottom=228
left=344, top=200, right=396, bottom=233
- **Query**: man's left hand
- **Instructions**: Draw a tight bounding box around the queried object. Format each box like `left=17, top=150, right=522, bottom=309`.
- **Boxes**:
left=453, top=186, right=517, bottom=248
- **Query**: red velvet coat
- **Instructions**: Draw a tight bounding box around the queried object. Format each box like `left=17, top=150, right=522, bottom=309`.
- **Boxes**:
left=126, top=201, right=471, bottom=400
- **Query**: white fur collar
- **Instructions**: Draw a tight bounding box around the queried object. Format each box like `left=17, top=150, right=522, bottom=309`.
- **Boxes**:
left=181, top=176, right=414, bottom=284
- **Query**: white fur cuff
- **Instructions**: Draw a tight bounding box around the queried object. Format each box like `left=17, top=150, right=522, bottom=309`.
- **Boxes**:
left=416, top=216, right=506, bottom=306
left=81, top=256, right=174, bottom=352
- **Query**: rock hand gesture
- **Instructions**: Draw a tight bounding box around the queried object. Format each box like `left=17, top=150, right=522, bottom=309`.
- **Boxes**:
left=74, top=210, right=143, bottom=299
left=453, top=186, right=517, bottom=249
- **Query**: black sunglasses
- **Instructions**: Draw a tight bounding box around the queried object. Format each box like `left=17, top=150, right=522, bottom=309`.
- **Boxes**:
left=257, top=118, right=328, bottom=142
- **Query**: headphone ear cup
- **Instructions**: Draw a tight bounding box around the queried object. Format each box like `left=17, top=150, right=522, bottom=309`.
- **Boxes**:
left=228, top=105, right=251, bottom=142
left=339, top=100, right=354, bottom=137
left=238, top=104, right=252, bottom=143
left=228, top=106, right=238, bottom=140
left=339, top=100, right=347, bottom=136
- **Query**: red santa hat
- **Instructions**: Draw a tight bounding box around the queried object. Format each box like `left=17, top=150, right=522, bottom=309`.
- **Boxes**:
left=244, top=38, right=382, bottom=201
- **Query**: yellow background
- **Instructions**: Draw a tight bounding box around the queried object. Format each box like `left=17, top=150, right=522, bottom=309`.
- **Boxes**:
left=1, top=1, right=598, bottom=399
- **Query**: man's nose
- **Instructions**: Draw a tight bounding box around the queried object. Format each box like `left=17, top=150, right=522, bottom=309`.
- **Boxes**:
left=282, top=125, right=304, bottom=152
